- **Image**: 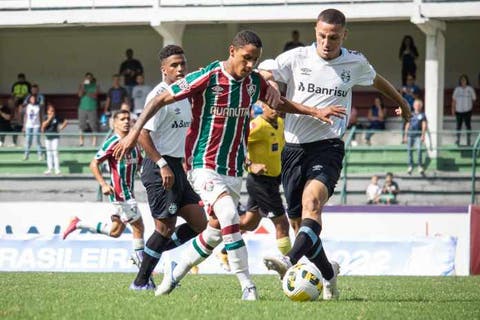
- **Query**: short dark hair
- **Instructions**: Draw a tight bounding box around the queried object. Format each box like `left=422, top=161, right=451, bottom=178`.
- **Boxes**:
left=85, top=72, right=93, bottom=77
left=317, top=9, right=346, bottom=27
left=31, top=83, right=39, bottom=89
left=159, top=45, right=185, bottom=62
left=232, top=30, right=263, bottom=49
left=459, top=74, right=470, bottom=86
left=18, top=73, right=25, bottom=79
left=113, top=109, right=130, bottom=120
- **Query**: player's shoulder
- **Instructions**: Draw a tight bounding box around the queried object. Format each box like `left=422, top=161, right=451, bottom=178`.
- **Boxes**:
left=145, top=82, right=168, bottom=102
left=100, top=134, right=120, bottom=151
left=342, top=48, right=369, bottom=63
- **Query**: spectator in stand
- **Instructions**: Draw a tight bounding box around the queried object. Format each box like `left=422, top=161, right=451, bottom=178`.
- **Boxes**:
left=404, top=99, right=428, bottom=175
left=119, top=48, right=144, bottom=99
left=283, top=30, right=305, bottom=52
left=23, top=95, right=43, bottom=160
left=23, top=84, right=46, bottom=118
left=399, top=35, right=419, bottom=86
left=41, top=103, right=68, bottom=175
left=11, top=73, right=31, bottom=107
left=379, top=172, right=399, bottom=205
left=347, top=106, right=363, bottom=146
left=366, top=175, right=381, bottom=204
left=0, top=102, right=12, bottom=147
left=104, top=74, right=129, bottom=114
left=9, top=98, right=22, bottom=146
left=131, top=74, right=152, bottom=117
left=401, top=74, right=420, bottom=140
left=364, top=96, right=386, bottom=145
left=78, top=72, right=99, bottom=147
left=452, top=74, right=477, bottom=146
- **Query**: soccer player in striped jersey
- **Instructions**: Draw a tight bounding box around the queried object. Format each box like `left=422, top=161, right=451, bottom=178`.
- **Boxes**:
left=260, top=9, right=412, bottom=300
left=63, top=110, right=150, bottom=287
left=113, top=30, right=339, bottom=300
left=129, top=45, right=207, bottom=290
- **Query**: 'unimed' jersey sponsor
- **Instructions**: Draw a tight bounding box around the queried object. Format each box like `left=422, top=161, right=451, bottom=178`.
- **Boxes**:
left=260, top=44, right=376, bottom=144
left=168, top=60, right=269, bottom=177
left=144, top=82, right=192, bottom=158
left=95, top=134, right=142, bottom=202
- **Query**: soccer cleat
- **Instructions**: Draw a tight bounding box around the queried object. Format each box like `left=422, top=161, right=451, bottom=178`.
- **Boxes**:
left=241, top=285, right=258, bottom=301
left=322, top=261, right=340, bottom=300
left=155, top=260, right=179, bottom=296
left=62, top=216, right=80, bottom=240
left=129, top=281, right=155, bottom=291
left=263, top=255, right=292, bottom=279
left=216, top=251, right=231, bottom=272
left=130, top=252, right=156, bottom=289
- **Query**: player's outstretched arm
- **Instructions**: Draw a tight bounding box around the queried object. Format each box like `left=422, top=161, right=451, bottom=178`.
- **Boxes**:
left=112, top=91, right=175, bottom=159
left=278, top=97, right=346, bottom=125
left=373, top=73, right=411, bottom=121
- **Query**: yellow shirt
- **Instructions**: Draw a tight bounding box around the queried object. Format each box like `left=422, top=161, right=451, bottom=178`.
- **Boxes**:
left=247, top=116, right=285, bottom=177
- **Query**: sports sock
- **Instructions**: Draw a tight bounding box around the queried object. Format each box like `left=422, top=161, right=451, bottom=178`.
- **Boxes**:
left=76, top=220, right=110, bottom=236
left=132, top=238, right=144, bottom=262
left=276, top=236, right=292, bottom=255
left=134, top=231, right=169, bottom=286
left=215, top=196, right=253, bottom=290
left=287, top=218, right=321, bottom=264
left=308, top=245, right=334, bottom=281
left=163, top=223, right=198, bottom=251
left=172, top=224, right=222, bottom=281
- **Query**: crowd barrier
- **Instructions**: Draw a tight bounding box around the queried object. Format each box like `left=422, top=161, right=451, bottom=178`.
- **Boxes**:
left=0, top=202, right=475, bottom=275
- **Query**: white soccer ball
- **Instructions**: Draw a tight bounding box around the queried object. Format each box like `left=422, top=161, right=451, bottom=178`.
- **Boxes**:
left=282, top=262, right=323, bottom=301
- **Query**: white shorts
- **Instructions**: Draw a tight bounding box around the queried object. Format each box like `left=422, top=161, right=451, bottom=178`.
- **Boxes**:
left=188, top=168, right=242, bottom=213
left=112, top=199, right=142, bottom=224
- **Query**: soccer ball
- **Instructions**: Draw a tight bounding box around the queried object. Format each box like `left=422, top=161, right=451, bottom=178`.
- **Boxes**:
left=282, top=262, right=323, bottom=301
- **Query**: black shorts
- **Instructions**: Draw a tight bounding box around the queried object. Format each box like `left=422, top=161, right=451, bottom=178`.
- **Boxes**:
left=281, top=138, right=344, bottom=219
left=141, top=156, right=200, bottom=220
left=246, top=173, right=285, bottom=218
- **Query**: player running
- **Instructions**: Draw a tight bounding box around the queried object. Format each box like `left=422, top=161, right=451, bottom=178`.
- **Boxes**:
left=113, top=30, right=339, bottom=300
left=260, top=8, right=411, bottom=300
left=63, top=110, right=151, bottom=287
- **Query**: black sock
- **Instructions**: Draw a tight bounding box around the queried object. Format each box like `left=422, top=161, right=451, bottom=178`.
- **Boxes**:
left=163, top=223, right=199, bottom=251
left=287, top=218, right=321, bottom=264
left=308, top=245, right=334, bottom=281
left=134, top=231, right=169, bottom=286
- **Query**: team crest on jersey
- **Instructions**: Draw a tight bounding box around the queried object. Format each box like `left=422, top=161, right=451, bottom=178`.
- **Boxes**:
left=174, top=107, right=181, bottom=115
left=177, top=78, right=190, bottom=91
left=211, top=85, right=224, bottom=95
left=246, top=84, right=256, bottom=97
left=204, top=180, right=214, bottom=192
left=300, top=68, right=312, bottom=75
left=168, top=203, right=178, bottom=215
left=340, top=70, right=351, bottom=83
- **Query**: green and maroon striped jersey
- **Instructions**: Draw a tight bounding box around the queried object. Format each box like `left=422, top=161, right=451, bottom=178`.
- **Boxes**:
left=168, top=60, right=269, bottom=177
left=95, top=134, right=142, bottom=202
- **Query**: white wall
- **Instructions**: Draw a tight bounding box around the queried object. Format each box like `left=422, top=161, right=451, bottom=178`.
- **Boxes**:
left=0, top=20, right=479, bottom=94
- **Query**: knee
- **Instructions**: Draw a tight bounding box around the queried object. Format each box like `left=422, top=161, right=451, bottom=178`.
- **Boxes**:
left=302, top=197, right=322, bottom=216
left=110, top=230, right=122, bottom=238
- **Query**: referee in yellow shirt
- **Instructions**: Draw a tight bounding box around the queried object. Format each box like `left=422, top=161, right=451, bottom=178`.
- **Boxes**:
left=242, top=101, right=291, bottom=255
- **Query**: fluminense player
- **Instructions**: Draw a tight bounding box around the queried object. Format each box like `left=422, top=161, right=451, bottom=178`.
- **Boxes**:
left=113, top=30, right=337, bottom=300
left=63, top=110, right=149, bottom=286
left=130, top=45, right=207, bottom=290
left=260, top=8, right=411, bottom=300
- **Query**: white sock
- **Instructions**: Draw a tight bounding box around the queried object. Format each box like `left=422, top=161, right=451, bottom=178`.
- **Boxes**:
left=172, top=224, right=222, bottom=281
left=214, top=196, right=253, bottom=290
left=76, top=220, right=111, bottom=236
left=133, top=238, right=144, bottom=260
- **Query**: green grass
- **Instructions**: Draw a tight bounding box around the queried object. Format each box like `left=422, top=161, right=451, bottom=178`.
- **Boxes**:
left=1, top=273, right=479, bottom=320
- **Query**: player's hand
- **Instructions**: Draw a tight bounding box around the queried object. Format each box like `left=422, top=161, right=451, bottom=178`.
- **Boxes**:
left=113, top=132, right=136, bottom=160
left=265, top=82, right=281, bottom=109
left=101, top=184, right=114, bottom=195
left=250, top=163, right=267, bottom=175
left=160, top=166, right=175, bottom=190
left=311, top=105, right=346, bottom=125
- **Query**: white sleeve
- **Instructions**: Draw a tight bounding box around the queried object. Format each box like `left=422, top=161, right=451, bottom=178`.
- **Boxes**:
left=470, top=87, right=477, bottom=101
left=259, top=50, right=294, bottom=83
left=355, top=57, right=377, bottom=86
left=144, top=106, right=165, bottom=132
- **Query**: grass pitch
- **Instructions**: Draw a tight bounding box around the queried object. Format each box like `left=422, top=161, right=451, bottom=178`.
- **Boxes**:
left=1, top=273, right=479, bottom=320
